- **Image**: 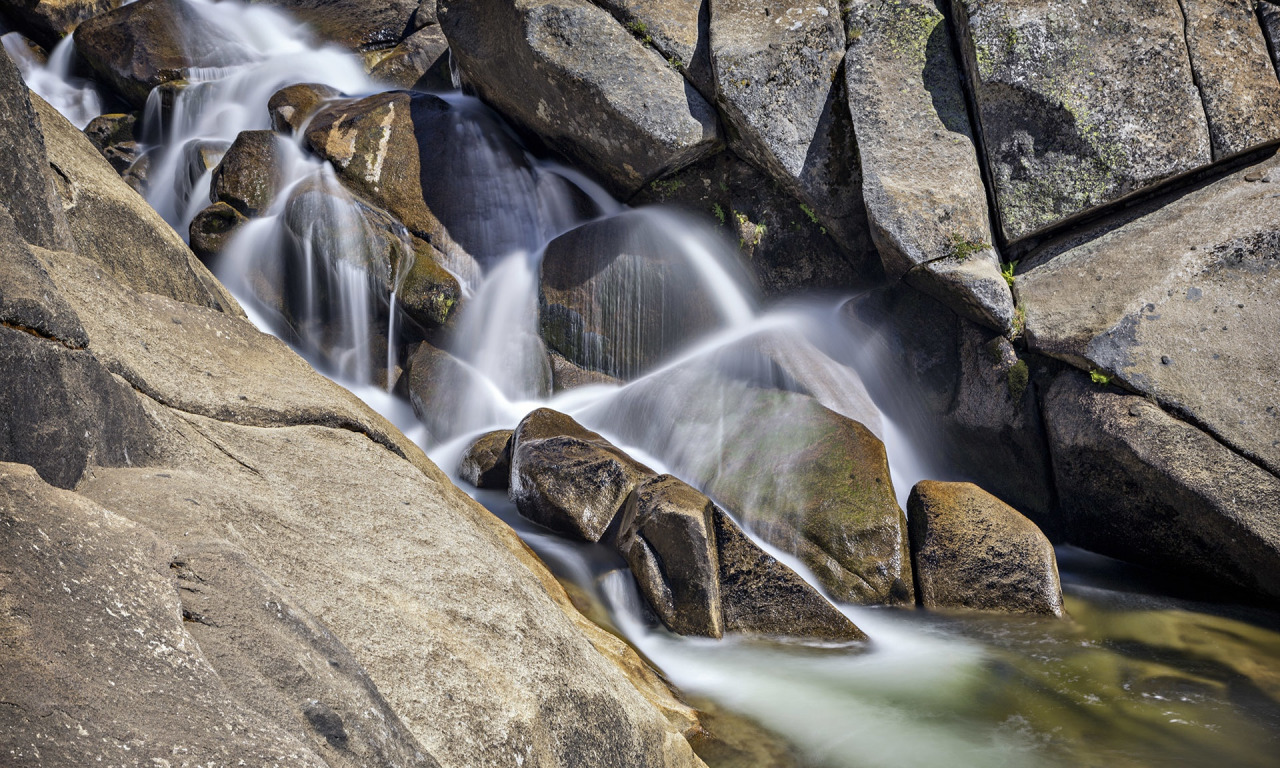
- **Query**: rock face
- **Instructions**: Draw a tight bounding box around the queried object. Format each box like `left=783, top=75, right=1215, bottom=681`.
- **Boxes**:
left=538, top=212, right=726, bottom=378
left=439, top=0, right=721, bottom=196
left=1179, top=0, right=1280, bottom=159
left=907, top=480, right=1064, bottom=615
left=458, top=428, right=513, bottom=489
left=1261, top=1, right=1280, bottom=76
left=0, top=0, right=119, bottom=45
left=591, top=0, right=714, bottom=97
left=950, top=0, right=1212, bottom=242
left=0, top=48, right=73, bottom=252
left=1043, top=372, right=1280, bottom=601
left=210, top=129, right=284, bottom=217
left=510, top=408, right=655, bottom=541
left=844, top=0, right=1012, bottom=332
left=1017, top=153, right=1280, bottom=478
left=73, top=0, right=254, bottom=106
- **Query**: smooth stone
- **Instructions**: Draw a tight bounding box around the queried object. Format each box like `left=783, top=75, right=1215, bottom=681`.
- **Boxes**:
left=458, top=428, right=512, bottom=490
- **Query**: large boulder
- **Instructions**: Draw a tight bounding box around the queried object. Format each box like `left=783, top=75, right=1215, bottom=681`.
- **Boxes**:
left=591, top=0, right=714, bottom=98
left=251, top=0, right=420, bottom=52
left=538, top=211, right=730, bottom=379
left=509, top=408, right=655, bottom=542
left=844, top=0, right=1012, bottom=333
left=1178, top=0, right=1280, bottom=159
left=439, top=0, right=721, bottom=196
left=0, top=0, right=119, bottom=46
left=907, top=480, right=1064, bottom=615
left=367, top=22, right=452, bottom=91
left=189, top=199, right=248, bottom=260
left=949, top=0, right=1212, bottom=242
left=708, top=0, right=864, bottom=251
left=1016, top=152, right=1280, bottom=478
left=210, top=129, right=284, bottom=217
left=73, top=0, right=254, bottom=107
left=0, top=46, right=73, bottom=251
left=1043, top=371, right=1280, bottom=602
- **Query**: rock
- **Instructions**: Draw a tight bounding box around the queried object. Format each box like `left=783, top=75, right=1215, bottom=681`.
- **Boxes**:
left=0, top=46, right=73, bottom=251
left=602, top=367, right=913, bottom=605
left=73, top=0, right=255, bottom=107
left=712, top=508, right=866, bottom=641
left=538, top=211, right=727, bottom=378
left=631, top=150, right=881, bottom=295
left=439, top=0, right=721, bottom=197
left=550, top=349, right=622, bottom=392
left=190, top=200, right=248, bottom=260
left=0, top=464, right=338, bottom=766
left=458, top=429, right=512, bottom=489
left=613, top=474, right=724, bottom=638
left=1261, top=1, right=1280, bottom=76
left=949, top=0, right=1212, bottom=242
left=368, top=23, right=451, bottom=91
left=1016, top=153, right=1280, bottom=478
left=591, top=0, right=714, bottom=98
left=0, top=207, right=86, bottom=347
left=121, top=147, right=151, bottom=193
left=405, top=342, right=511, bottom=443
left=844, top=0, right=1012, bottom=333
left=83, top=111, right=137, bottom=152
left=210, top=129, right=284, bottom=217
left=907, top=480, right=1064, bottom=615
left=305, top=90, right=545, bottom=267
left=1042, top=371, right=1280, bottom=601
left=1179, top=0, right=1280, bottom=159
left=400, top=236, right=461, bottom=328
left=31, top=93, right=241, bottom=313
left=0, top=0, right=118, bottom=46
left=269, top=82, right=340, bottom=134
left=510, top=408, right=655, bottom=542
left=252, top=0, right=419, bottom=52
left=708, top=0, right=862, bottom=250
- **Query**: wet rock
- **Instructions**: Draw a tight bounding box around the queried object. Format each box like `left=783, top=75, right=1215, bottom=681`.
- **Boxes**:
left=368, top=23, right=451, bottom=91
left=439, top=0, right=721, bottom=196
left=591, top=0, right=714, bottom=98
left=949, top=0, right=1211, bottom=242
left=74, top=0, right=255, bottom=107
left=613, top=474, right=724, bottom=638
left=845, top=0, right=1012, bottom=333
left=549, top=349, right=622, bottom=392
left=1042, top=371, right=1280, bottom=602
left=631, top=150, right=881, bottom=295
left=510, top=408, right=655, bottom=542
left=32, top=93, right=240, bottom=313
left=268, top=82, right=340, bottom=134
left=255, top=0, right=419, bottom=52
left=400, top=236, right=461, bottom=328
left=458, top=428, right=512, bottom=489
left=0, top=0, right=119, bottom=46
left=405, top=343, right=496, bottom=443
left=210, top=129, right=284, bottom=217
left=907, top=480, right=1064, bottom=615
left=1261, top=1, right=1280, bottom=76
left=83, top=111, right=137, bottom=153
left=1017, top=153, right=1280, bottom=478
left=538, top=211, right=726, bottom=378
left=709, top=1, right=863, bottom=251
left=190, top=200, right=248, bottom=261
left=1179, top=0, right=1280, bottom=159
left=712, top=508, right=866, bottom=641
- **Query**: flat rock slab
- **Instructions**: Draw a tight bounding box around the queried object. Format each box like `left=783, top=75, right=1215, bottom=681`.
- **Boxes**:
left=1043, top=371, right=1280, bottom=601
left=1017, top=153, right=1280, bottom=477
left=950, top=0, right=1211, bottom=241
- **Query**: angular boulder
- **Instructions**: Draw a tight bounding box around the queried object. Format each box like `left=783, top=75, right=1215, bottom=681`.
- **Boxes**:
left=509, top=408, right=655, bottom=541
left=368, top=22, right=452, bottom=91
left=1261, top=1, right=1280, bottom=76
left=907, top=480, right=1064, bottom=616
left=458, top=428, right=513, bottom=489
left=1043, top=371, right=1280, bottom=602
left=591, top=0, right=714, bottom=98
left=439, top=0, right=721, bottom=196
left=189, top=200, right=248, bottom=260
left=1016, top=153, right=1280, bottom=478
left=549, top=350, right=622, bottom=392
left=0, top=0, right=120, bottom=45
left=210, top=129, right=284, bottom=217
left=949, top=0, right=1212, bottom=241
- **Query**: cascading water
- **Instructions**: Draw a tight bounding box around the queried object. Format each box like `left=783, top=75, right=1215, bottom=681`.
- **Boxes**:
left=2, top=32, right=101, bottom=127
left=26, top=1, right=1280, bottom=765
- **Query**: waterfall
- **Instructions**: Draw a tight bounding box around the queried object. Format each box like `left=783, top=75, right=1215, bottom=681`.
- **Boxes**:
left=2, top=33, right=101, bottom=128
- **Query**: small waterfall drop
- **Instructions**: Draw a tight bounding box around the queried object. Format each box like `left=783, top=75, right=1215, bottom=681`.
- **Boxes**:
left=2, top=33, right=101, bottom=127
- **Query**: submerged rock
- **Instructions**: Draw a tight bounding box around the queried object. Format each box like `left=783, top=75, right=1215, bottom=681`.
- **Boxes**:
left=592, top=0, right=714, bottom=98
left=439, top=0, right=721, bottom=196
left=458, top=428, right=512, bottom=490
left=549, top=349, right=622, bottom=392
left=908, top=480, right=1064, bottom=616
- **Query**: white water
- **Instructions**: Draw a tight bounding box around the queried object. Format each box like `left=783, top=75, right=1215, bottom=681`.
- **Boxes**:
left=2, top=33, right=101, bottom=127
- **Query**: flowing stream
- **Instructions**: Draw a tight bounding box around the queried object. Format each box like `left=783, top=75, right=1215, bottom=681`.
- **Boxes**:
left=20, top=1, right=1280, bottom=765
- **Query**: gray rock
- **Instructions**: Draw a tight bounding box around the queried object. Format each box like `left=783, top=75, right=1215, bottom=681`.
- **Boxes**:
left=368, top=23, right=452, bottom=91
left=405, top=343, right=505, bottom=443
left=1017, top=153, right=1280, bottom=477
left=211, top=129, right=284, bottom=217
left=844, top=0, right=1012, bottom=332
left=458, top=428, right=512, bottom=489
left=1043, top=371, right=1280, bottom=602
left=83, top=111, right=137, bottom=153
left=590, top=0, right=714, bottom=97
left=613, top=474, right=724, bottom=638
left=509, top=408, right=655, bottom=542
left=0, top=0, right=119, bottom=46
left=1261, top=1, right=1280, bottom=76
left=190, top=200, right=248, bottom=261
left=907, top=480, right=1064, bottom=615
left=1179, top=0, right=1280, bottom=159
left=439, top=0, right=721, bottom=196
left=0, top=47, right=73, bottom=251
left=712, top=508, right=866, bottom=642
left=709, top=0, right=863, bottom=250
left=269, top=82, right=340, bottom=134
left=949, top=0, right=1212, bottom=242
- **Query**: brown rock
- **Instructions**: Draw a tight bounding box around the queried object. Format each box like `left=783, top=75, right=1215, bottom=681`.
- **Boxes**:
left=458, top=428, right=512, bottom=489
left=210, top=129, right=284, bottom=217
left=268, top=82, right=340, bottom=134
